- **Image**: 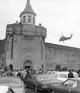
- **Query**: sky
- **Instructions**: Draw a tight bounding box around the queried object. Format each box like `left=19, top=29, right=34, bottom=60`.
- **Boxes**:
left=0, top=0, right=80, bottom=48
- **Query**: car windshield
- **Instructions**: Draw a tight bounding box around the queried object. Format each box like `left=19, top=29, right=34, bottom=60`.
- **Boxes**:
left=64, top=79, right=77, bottom=88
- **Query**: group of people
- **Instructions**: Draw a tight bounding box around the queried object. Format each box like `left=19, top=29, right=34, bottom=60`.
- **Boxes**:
left=1, top=65, right=80, bottom=80
left=68, top=69, right=80, bottom=78
left=0, top=66, right=36, bottom=82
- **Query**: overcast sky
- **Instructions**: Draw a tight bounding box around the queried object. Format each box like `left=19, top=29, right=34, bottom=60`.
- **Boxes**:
left=0, top=0, right=80, bottom=48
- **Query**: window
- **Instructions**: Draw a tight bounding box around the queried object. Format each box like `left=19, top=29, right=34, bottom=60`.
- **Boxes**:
left=23, top=35, right=34, bottom=40
left=33, top=17, right=35, bottom=24
left=28, top=15, right=31, bottom=23
left=23, top=16, right=26, bottom=23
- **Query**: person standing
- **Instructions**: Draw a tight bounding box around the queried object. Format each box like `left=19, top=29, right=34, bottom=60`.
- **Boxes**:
left=68, top=70, right=74, bottom=78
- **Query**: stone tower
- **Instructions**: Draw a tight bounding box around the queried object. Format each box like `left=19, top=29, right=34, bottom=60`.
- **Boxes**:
left=6, top=0, right=47, bottom=70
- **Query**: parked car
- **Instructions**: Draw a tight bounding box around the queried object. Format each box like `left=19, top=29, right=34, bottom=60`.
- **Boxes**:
left=50, top=78, right=80, bottom=93
left=0, top=85, right=14, bottom=93
left=23, top=78, right=51, bottom=93
left=0, top=76, right=25, bottom=93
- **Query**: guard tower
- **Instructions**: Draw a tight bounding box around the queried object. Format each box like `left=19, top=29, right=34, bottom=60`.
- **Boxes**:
left=6, top=0, right=47, bottom=70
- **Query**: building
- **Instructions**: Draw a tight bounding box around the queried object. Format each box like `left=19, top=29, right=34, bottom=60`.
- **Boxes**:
left=45, top=43, right=80, bottom=71
left=5, top=0, right=80, bottom=71
left=0, top=39, right=6, bottom=69
left=6, top=0, right=46, bottom=71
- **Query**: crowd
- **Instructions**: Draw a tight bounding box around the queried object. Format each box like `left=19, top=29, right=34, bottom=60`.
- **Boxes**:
left=1, top=65, right=80, bottom=81
left=0, top=65, right=37, bottom=82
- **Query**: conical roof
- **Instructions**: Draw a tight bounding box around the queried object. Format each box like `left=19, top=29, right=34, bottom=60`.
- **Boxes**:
left=20, top=0, right=36, bottom=16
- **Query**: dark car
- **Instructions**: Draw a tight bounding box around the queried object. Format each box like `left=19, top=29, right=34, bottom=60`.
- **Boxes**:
left=23, top=78, right=51, bottom=93
left=50, top=78, right=80, bottom=93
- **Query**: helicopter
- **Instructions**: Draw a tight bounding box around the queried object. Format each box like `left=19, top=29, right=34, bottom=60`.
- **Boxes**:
left=59, top=34, right=73, bottom=42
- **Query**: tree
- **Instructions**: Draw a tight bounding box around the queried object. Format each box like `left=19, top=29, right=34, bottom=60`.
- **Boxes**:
left=61, top=67, right=68, bottom=71
left=55, top=64, right=61, bottom=71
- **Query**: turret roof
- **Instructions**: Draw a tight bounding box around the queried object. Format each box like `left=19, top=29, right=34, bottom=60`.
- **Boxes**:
left=20, top=0, right=36, bottom=16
